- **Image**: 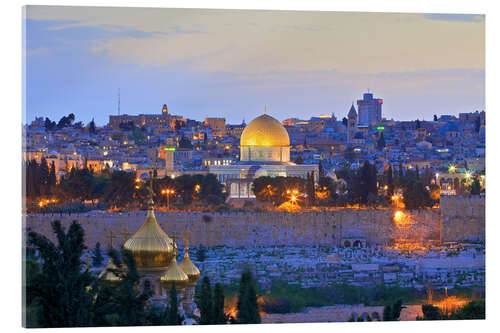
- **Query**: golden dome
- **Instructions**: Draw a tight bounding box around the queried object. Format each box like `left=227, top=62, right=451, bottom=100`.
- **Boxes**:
left=123, top=199, right=174, bottom=269
left=160, top=257, right=189, bottom=290
left=240, top=113, right=290, bottom=147
left=179, top=248, right=200, bottom=285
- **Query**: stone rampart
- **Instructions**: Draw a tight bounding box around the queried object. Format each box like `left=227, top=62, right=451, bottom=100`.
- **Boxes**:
left=440, top=195, right=485, bottom=242
left=24, top=209, right=440, bottom=248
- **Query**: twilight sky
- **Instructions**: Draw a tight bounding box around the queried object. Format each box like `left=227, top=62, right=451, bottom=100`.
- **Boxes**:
left=23, top=6, right=485, bottom=126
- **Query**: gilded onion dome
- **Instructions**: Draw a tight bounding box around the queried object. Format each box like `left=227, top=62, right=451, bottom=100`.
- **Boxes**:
left=240, top=111, right=290, bottom=147
left=123, top=199, right=174, bottom=269
left=179, top=246, right=200, bottom=285
left=98, top=257, right=123, bottom=283
left=160, top=256, right=189, bottom=290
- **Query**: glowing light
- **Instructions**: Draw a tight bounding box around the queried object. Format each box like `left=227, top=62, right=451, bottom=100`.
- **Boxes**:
left=449, top=165, right=456, bottom=173
left=393, top=211, right=409, bottom=225
left=465, top=171, right=472, bottom=179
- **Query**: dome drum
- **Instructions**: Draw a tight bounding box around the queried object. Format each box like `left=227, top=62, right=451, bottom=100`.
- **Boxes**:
left=240, top=113, right=290, bottom=163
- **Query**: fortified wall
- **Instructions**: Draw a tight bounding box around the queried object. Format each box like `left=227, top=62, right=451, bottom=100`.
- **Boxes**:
left=440, top=195, right=485, bottom=242
left=25, top=209, right=439, bottom=248
left=23, top=195, right=484, bottom=248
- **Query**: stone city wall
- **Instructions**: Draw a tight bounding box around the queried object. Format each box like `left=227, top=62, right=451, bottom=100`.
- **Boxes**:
left=440, top=195, right=485, bottom=242
left=23, top=195, right=485, bottom=248
left=24, top=209, right=440, bottom=248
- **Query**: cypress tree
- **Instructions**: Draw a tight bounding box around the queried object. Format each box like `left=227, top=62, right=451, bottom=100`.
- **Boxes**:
left=49, top=161, right=57, bottom=194
left=39, top=157, right=50, bottom=196
left=166, top=282, right=183, bottom=325
left=92, top=242, right=104, bottom=267
left=89, top=119, right=96, bottom=134
left=386, top=166, right=394, bottom=196
left=198, top=276, right=213, bottom=324
left=213, top=283, right=227, bottom=324
left=236, top=270, right=260, bottom=324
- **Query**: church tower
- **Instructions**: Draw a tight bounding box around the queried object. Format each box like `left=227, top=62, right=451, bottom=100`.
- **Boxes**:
left=347, top=104, right=358, bottom=144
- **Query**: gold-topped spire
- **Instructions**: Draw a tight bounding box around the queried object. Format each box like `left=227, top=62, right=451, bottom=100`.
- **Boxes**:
left=123, top=174, right=174, bottom=269
left=264, top=104, right=267, bottom=115
left=179, top=230, right=200, bottom=285
left=160, top=233, right=189, bottom=290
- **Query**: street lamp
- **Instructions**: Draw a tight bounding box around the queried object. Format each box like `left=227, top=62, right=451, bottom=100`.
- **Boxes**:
left=162, top=188, right=175, bottom=210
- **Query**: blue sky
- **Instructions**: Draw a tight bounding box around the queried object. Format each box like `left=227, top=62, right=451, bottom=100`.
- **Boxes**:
left=24, top=7, right=485, bottom=126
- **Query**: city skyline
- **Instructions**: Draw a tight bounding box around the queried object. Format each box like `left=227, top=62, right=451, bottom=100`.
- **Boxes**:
left=24, top=7, right=485, bottom=126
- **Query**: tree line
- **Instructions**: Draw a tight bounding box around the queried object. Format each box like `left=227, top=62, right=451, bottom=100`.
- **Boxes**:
left=253, top=161, right=443, bottom=210
left=24, top=161, right=226, bottom=212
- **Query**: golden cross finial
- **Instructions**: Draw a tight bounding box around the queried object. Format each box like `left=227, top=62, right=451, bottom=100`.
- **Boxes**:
left=171, top=232, right=178, bottom=256
left=264, top=104, right=267, bottom=115
left=107, top=229, right=117, bottom=248
left=182, top=230, right=191, bottom=248
left=121, top=226, right=132, bottom=243
left=148, top=171, right=154, bottom=201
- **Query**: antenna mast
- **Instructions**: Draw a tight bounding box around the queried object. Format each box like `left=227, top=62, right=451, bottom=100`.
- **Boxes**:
left=118, top=86, right=121, bottom=115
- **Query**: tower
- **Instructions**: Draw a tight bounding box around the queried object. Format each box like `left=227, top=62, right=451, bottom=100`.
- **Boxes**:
left=357, top=92, right=383, bottom=126
left=347, top=103, right=358, bottom=143
left=162, top=104, right=168, bottom=115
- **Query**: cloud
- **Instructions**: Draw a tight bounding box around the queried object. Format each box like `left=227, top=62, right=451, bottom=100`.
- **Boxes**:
left=25, top=7, right=485, bottom=75
left=424, top=14, right=485, bottom=22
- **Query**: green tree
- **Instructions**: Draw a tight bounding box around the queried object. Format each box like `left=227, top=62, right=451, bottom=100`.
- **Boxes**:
left=448, top=300, right=485, bottom=320
left=236, top=270, right=261, bottom=324
left=48, top=161, right=57, bottom=194
left=382, top=299, right=405, bottom=321
left=197, top=276, right=213, bottom=325
left=174, top=174, right=198, bottom=206
left=103, top=171, right=136, bottom=209
left=89, top=118, right=96, bottom=134
left=419, top=304, right=442, bottom=320
left=386, top=166, right=394, bottom=196
left=27, top=220, right=96, bottom=327
left=213, top=283, right=228, bottom=324
left=470, top=175, right=481, bottom=195
left=306, top=172, right=316, bottom=207
left=377, top=132, right=386, bottom=151
left=403, top=180, right=432, bottom=210
left=39, top=157, right=50, bottom=196
left=93, top=248, right=152, bottom=326
left=166, top=283, right=184, bottom=325
left=92, top=242, right=104, bottom=267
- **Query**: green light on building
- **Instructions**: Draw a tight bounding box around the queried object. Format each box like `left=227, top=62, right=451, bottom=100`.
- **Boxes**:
left=164, top=147, right=176, bottom=152
left=376, top=126, right=385, bottom=131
